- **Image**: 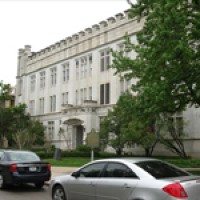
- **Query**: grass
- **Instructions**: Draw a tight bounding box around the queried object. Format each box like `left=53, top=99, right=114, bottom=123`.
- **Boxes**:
left=44, top=156, right=200, bottom=169
left=44, top=157, right=91, bottom=167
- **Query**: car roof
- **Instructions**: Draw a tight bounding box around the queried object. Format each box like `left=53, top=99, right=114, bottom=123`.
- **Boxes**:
left=0, top=149, right=33, bottom=153
left=92, top=157, right=159, bottom=164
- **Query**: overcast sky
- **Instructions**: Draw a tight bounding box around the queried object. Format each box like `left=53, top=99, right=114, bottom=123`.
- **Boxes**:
left=0, top=0, right=130, bottom=86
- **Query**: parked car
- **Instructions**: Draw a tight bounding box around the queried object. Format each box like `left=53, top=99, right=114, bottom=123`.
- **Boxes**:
left=49, top=157, right=200, bottom=200
left=0, top=149, right=51, bottom=189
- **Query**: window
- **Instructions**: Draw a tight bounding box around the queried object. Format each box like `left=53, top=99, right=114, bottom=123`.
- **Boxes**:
left=75, top=90, right=79, bottom=105
left=89, top=55, right=92, bottom=76
left=100, top=49, right=111, bottom=72
left=103, top=162, right=138, bottom=178
left=76, top=60, right=79, bottom=80
left=62, top=92, right=69, bottom=105
left=29, top=100, right=35, bottom=115
left=79, top=162, right=106, bottom=178
left=100, top=83, right=110, bottom=104
left=136, top=161, right=189, bottom=179
left=120, top=78, right=131, bottom=94
left=47, top=121, right=55, bottom=140
left=84, top=88, right=87, bottom=101
left=89, top=87, right=92, bottom=100
left=50, top=95, right=56, bottom=112
left=30, top=75, right=36, bottom=92
left=80, top=89, right=84, bottom=104
left=40, top=71, right=46, bottom=89
left=50, top=67, right=57, bottom=86
left=39, top=97, right=44, bottom=114
left=63, top=63, right=70, bottom=82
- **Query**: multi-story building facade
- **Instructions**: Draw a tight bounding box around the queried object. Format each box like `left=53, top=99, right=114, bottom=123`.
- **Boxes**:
left=15, top=10, right=200, bottom=157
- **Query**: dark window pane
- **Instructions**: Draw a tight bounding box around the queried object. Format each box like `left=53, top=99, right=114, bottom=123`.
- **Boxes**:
left=105, top=83, right=110, bottom=104
left=136, top=161, right=190, bottom=179
left=100, top=84, right=104, bottom=104
left=80, top=163, right=105, bottom=178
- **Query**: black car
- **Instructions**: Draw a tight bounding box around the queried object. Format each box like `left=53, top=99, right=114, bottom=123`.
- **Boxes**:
left=0, top=149, right=51, bottom=189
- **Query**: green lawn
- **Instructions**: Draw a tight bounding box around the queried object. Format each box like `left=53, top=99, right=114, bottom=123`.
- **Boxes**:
left=44, top=156, right=200, bottom=169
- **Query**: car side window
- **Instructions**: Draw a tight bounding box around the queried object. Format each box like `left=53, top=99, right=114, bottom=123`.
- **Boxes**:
left=103, top=162, right=138, bottom=179
left=79, top=162, right=106, bottom=178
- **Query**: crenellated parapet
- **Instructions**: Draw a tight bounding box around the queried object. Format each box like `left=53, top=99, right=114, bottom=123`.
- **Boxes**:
left=19, top=9, right=144, bottom=73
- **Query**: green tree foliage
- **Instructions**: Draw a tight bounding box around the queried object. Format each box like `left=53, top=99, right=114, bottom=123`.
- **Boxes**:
left=0, top=82, right=45, bottom=148
left=100, top=93, right=158, bottom=156
left=113, top=0, right=200, bottom=113
left=110, top=0, right=198, bottom=157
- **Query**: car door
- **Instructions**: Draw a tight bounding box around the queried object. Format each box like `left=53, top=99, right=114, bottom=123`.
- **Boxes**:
left=66, top=162, right=106, bottom=200
left=96, top=162, right=139, bottom=200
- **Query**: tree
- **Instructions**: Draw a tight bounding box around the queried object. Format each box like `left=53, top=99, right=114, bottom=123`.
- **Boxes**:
left=100, top=93, right=158, bottom=156
left=0, top=82, right=13, bottom=145
left=110, top=0, right=198, bottom=157
left=113, top=0, right=200, bottom=113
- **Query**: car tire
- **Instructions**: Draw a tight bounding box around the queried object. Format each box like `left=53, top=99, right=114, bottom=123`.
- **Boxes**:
left=52, top=185, right=66, bottom=200
left=35, top=181, right=45, bottom=189
left=0, top=174, right=7, bottom=189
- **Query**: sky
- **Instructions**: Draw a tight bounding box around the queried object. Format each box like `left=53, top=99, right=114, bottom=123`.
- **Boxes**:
left=0, top=0, right=131, bottom=86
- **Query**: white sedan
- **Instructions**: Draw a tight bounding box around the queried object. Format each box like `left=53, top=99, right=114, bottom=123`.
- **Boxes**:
left=49, top=158, right=200, bottom=200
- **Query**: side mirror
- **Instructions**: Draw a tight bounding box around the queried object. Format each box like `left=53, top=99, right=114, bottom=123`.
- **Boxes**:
left=71, top=171, right=80, bottom=178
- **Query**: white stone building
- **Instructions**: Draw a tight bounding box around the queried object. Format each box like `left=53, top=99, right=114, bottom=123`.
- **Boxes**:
left=15, top=10, right=200, bottom=157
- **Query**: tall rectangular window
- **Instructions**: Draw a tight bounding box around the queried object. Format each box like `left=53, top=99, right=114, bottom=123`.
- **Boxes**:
left=47, top=121, right=55, bottom=140
left=50, top=67, right=57, bottom=86
left=40, top=71, right=46, bottom=89
left=89, top=86, right=92, bottom=100
left=30, top=75, right=36, bottom=92
left=80, top=89, right=84, bottom=104
left=50, top=95, right=56, bottom=112
left=84, top=88, right=87, bottom=101
left=63, top=63, right=70, bottom=82
left=89, top=55, right=92, bottom=76
left=100, top=83, right=110, bottom=104
left=29, top=100, right=35, bottom=115
left=100, top=49, right=110, bottom=72
left=39, top=97, right=45, bottom=114
left=76, top=90, right=79, bottom=105
left=17, top=79, right=23, bottom=96
left=76, top=60, right=79, bottom=80
left=62, top=92, right=69, bottom=105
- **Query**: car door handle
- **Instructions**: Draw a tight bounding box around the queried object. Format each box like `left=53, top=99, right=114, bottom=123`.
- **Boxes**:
left=123, top=184, right=131, bottom=188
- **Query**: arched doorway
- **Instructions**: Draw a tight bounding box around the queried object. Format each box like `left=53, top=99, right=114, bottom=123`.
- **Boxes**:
left=63, top=118, right=84, bottom=149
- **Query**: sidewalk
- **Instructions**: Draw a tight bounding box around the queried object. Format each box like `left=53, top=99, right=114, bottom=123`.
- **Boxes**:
left=46, top=166, right=78, bottom=185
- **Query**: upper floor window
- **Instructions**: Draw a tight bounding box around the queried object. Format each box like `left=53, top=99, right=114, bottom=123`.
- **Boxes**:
left=100, top=49, right=111, bottom=72
left=100, top=83, right=110, bottom=104
left=40, top=71, right=46, bottom=89
left=30, top=75, right=36, bottom=92
left=89, top=55, right=92, bottom=76
left=120, top=78, right=131, bottom=94
left=76, top=60, right=79, bottom=80
left=89, top=87, right=92, bottom=100
left=50, top=67, right=57, bottom=86
left=50, top=95, right=56, bottom=112
left=62, top=92, right=69, bottom=105
left=62, top=63, right=70, bottom=82
left=17, top=78, right=23, bottom=96
left=39, top=97, right=45, bottom=114
left=29, top=100, right=35, bottom=115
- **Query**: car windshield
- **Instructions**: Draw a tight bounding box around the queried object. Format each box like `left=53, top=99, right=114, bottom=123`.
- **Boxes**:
left=136, top=160, right=190, bottom=179
left=8, top=152, right=40, bottom=161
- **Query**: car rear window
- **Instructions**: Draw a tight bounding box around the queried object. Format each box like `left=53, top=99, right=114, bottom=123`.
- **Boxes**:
left=136, top=161, right=190, bottom=179
left=8, top=152, right=40, bottom=161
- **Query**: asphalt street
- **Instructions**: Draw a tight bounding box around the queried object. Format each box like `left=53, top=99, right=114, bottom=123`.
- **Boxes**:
left=0, top=184, right=50, bottom=200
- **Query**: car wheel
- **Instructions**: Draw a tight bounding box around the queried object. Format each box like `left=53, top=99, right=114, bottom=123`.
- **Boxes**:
left=0, top=174, right=7, bottom=189
left=52, top=185, right=66, bottom=200
left=35, top=181, right=45, bottom=189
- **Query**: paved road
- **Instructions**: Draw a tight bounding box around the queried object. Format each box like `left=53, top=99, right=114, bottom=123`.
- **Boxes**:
left=0, top=184, right=50, bottom=200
